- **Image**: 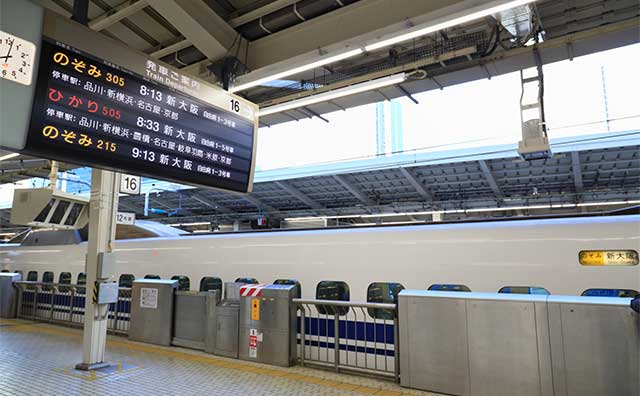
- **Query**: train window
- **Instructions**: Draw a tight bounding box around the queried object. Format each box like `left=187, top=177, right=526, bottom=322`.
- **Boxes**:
left=274, top=279, right=302, bottom=299
left=579, top=250, right=639, bottom=266
left=58, top=272, right=72, bottom=292
left=27, top=271, right=38, bottom=282
left=199, top=277, right=223, bottom=299
left=235, top=277, right=258, bottom=284
left=77, top=272, right=87, bottom=285
left=144, top=274, right=161, bottom=280
left=581, top=288, right=639, bottom=298
left=41, top=271, right=55, bottom=291
left=118, top=274, right=135, bottom=288
left=171, top=275, right=190, bottom=291
left=316, top=281, right=350, bottom=316
left=428, top=284, right=471, bottom=292
left=499, top=286, right=550, bottom=295
left=42, top=271, right=54, bottom=283
left=367, top=282, right=404, bottom=320
left=59, top=272, right=72, bottom=284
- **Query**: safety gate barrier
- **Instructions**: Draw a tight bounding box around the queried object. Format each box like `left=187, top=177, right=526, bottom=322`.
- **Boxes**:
left=15, top=281, right=131, bottom=335
left=293, top=298, right=399, bottom=381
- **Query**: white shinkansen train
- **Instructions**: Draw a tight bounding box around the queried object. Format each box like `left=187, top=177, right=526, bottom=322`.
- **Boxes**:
left=1, top=214, right=639, bottom=299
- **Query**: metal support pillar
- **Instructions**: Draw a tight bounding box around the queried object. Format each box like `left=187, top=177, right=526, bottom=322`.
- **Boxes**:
left=75, top=169, right=120, bottom=370
left=48, top=160, right=59, bottom=189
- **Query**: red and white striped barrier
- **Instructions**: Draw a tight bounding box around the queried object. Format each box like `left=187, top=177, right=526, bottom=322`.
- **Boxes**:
left=239, top=284, right=267, bottom=297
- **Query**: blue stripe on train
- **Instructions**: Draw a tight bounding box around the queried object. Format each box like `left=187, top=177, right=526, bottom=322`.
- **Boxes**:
left=298, top=339, right=395, bottom=357
left=22, top=292, right=131, bottom=313
left=296, top=317, right=395, bottom=344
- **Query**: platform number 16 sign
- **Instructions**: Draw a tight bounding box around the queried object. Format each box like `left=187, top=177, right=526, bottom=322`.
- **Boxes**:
left=120, top=174, right=141, bottom=195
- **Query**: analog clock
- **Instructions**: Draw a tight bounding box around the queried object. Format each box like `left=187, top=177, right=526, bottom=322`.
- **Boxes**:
left=0, top=30, right=36, bottom=86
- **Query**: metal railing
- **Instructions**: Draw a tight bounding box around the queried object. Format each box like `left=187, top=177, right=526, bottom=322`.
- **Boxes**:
left=15, top=281, right=131, bottom=335
left=293, top=298, right=399, bottom=381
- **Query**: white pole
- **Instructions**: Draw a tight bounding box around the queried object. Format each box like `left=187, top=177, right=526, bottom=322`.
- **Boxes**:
left=76, top=168, right=120, bottom=370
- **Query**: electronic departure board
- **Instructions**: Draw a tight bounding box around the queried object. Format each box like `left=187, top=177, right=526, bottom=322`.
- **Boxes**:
left=25, top=37, right=258, bottom=193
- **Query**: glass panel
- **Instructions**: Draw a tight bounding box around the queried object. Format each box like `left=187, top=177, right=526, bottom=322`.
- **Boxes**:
left=579, top=250, right=639, bottom=266
left=34, top=199, right=56, bottom=223
left=64, top=203, right=83, bottom=226
left=49, top=200, right=69, bottom=224
left=171, top=275, right=190, bottom=291
left=581, top=288, right=639, bottom=298
left=274, top=278, right=301, bottom=298
left=27, top=271, right=38, bottom=282
left=58, top=272, right=71, bottom=284
left=235, top=277, right=258, bottom=284
left=199, top=277, right=223, bottom=293
left=316, top=281, right=350, bottom=316
left=499, top=286, right=550, bottom=295
left=428, top=284, right=471, bottom=292
left=118, top=274, right=135, bottom=288
left=367, top=282, right=404, bottom=320
left=77, top=272, right=87, bottom=285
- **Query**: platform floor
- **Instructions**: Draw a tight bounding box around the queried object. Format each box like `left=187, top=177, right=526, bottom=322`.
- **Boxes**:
left=0, top=318, right=438, bottom=396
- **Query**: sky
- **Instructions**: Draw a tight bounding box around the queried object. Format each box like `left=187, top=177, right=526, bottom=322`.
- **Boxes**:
left=255, top=42, right=640, bottom=170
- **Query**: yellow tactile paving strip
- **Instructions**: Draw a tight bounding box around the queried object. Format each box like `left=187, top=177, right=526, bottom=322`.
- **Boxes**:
left=0, top=318, right=437, bottom=396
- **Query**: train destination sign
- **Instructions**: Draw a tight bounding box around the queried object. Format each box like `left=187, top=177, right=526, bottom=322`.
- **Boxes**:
left=21, top=20, right=258, bottom=193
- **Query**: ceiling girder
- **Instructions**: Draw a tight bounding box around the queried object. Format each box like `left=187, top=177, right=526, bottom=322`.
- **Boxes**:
left=237, top=0, right=490, bottom=82
left=229, top=0, right=301, bottom=28
left=145, top=0, right=241, bottom=61
left=478, top=160, right=504, bottom=199
left=275, top=180, right=325, bottom=210
left=332, top=174, right=376, bottom=206
left=243, top=195, right=279, bottom=214
left=188, top=193, right=233, bottom=214
left=571, top=151, right=584, bottom=195
left=89, top=0, right=148, bottom=31
left=398, top=167, right=434, bottom=202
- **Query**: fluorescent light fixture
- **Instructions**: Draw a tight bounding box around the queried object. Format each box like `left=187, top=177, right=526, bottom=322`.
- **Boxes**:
left=364, top=0, right=538, bottom=52
left=233, top=0, right=536, bottom=92
left=258, top=73, right=407, bottom=116
left=230, top=48, right=363, bottom=93
left=0, top=153, right=19, bottom=162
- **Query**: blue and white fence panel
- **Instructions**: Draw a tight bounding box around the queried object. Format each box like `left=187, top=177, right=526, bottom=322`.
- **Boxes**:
left=15, top=282, right=131, bottom=335
left=293, top=299, right=399, bottom=381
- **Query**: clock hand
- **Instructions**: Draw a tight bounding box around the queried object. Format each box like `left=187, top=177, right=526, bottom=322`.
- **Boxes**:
left=0, top=40, right=14, bottom=62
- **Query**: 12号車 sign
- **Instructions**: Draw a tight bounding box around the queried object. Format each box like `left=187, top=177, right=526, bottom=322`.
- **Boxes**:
left=25, top=37, right=257, bottom=193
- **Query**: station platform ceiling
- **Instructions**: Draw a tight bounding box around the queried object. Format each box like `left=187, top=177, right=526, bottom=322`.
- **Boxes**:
left=2, top=129, right=637, bottom=229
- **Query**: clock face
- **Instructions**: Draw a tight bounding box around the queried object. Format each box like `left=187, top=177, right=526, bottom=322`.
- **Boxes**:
left=0, top=30, right=36, bottom=86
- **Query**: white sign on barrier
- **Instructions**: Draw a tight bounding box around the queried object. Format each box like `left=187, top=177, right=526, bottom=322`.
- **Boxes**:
left=140, top=287, right=158, bottom=309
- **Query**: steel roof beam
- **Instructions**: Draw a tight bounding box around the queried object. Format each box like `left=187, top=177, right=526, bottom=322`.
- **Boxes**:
left=238, top=0, right=483, bottom=78
left=188, top=193, right=233, bottom=214
left=229, top=0, right=301, bottom=28
left=89, top=0, right=148, bottom=31
left=243, top=195, right=279, bottom=214
left=478, top=160, right=503, bottom=199
left=149, top=38, right=191, bottom=58
left=332, top=175, right=376, bottom=206
left=146, top=0, right=241, bottom=61
left=571, top=151, right=584, bottom=195
left=398, top=167, right=433, bottom=201
left=275, top=181, right=325, bottom=210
